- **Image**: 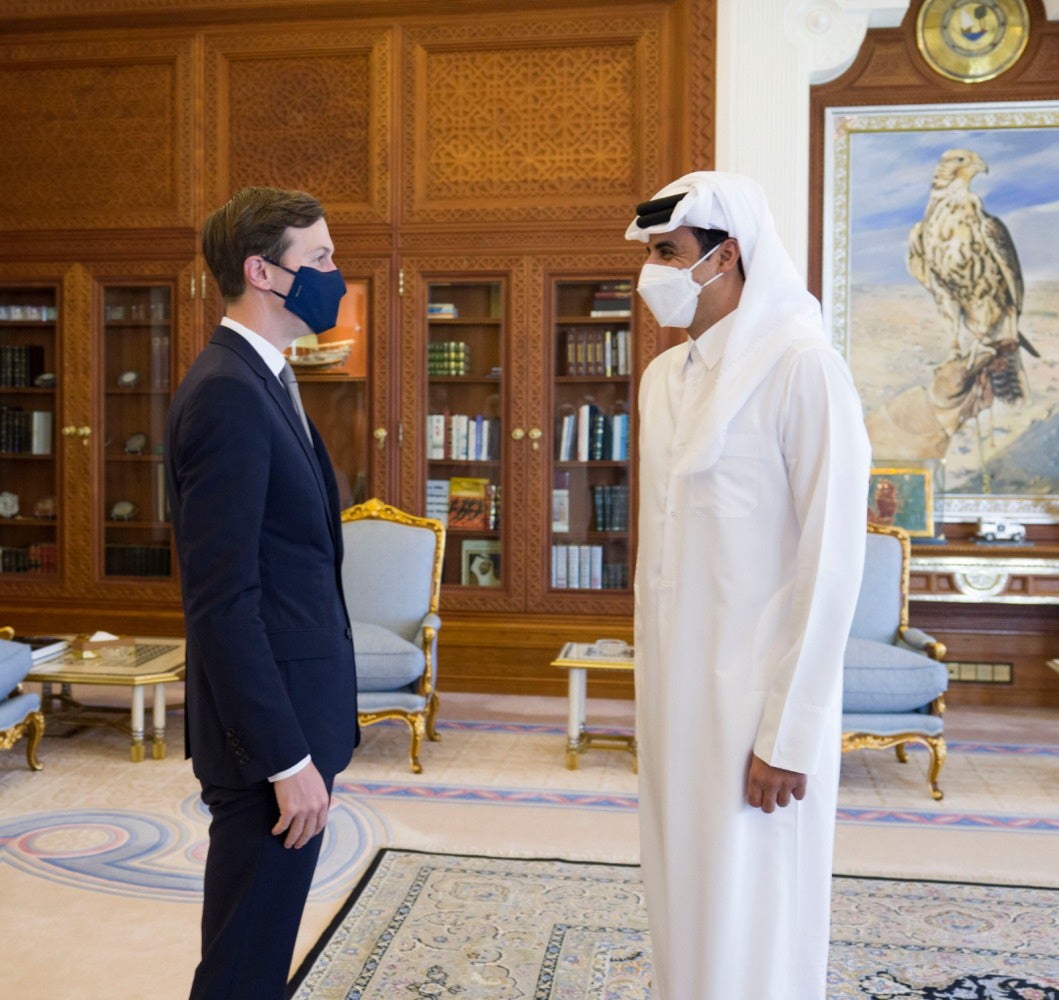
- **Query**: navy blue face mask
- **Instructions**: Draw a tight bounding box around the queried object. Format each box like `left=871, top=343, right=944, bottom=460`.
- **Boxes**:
left=264, top=257, right=347, bottom=334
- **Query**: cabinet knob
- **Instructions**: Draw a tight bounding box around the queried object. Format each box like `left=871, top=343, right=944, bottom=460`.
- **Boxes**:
left=61, top=425, right=91, bottom=445
left=373, top=427, right=387, bottom=450
left=528, top=427, right=542, bottom=451
left=511, top=427, right=525, bottom=441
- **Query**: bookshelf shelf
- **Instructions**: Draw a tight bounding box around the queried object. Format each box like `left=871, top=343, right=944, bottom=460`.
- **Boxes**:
left=549, top=276, right=634, bottom=598
left=0, top=283, right=60, bottom=581
left=423, top=277, right=505, bottom=592
left=101, top=283, right=174, bottom=581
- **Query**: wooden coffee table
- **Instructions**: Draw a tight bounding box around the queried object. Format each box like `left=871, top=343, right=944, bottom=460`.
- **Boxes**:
left=29, top=638, right=185, bottom=762
left=551, top=640, right=637, bottom=772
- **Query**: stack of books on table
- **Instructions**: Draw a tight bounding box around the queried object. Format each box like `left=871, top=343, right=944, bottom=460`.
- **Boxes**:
left=12, top=634, right=69, bottom=664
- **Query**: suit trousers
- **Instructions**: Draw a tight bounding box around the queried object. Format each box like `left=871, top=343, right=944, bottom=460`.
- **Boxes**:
left=189, top=774, right=334, bottom=1000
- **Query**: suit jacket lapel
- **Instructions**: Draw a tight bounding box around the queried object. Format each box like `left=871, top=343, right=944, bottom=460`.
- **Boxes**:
left=209, top=327, right=337, bottom=546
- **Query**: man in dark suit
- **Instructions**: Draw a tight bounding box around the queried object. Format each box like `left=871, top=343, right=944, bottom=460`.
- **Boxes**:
left=165, top=186, right=358, bottom=1000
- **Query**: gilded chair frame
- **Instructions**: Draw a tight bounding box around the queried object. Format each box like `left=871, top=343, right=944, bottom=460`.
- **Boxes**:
left=341, top=498, right=445, bottom=773
left=0, top=625, right=44, bottom=771
left=841, top=523, right=948, bottom=800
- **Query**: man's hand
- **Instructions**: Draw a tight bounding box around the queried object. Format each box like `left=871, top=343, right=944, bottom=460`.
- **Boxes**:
left=746, top=754, right=807, bottom=813
left=271, top=762, right=331, bottom=848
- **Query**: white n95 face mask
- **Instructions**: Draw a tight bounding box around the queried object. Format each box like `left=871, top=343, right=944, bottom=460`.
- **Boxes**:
left=636, top=243, right=724, bottom=329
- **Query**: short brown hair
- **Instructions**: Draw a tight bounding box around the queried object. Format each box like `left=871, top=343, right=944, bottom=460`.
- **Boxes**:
left=201, top=186, right=326, bottom=301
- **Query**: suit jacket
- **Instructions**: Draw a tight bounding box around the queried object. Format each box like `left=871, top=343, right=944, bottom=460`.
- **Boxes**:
left=165, top=325, right=358, bottom=787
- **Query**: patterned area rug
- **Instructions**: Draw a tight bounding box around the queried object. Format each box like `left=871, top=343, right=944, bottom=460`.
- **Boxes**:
left=288, top=850, right=1058, bottom=1000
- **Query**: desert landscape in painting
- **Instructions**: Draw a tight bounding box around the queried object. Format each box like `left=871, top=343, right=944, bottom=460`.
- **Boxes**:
left=850, top=279, right=1059, bottom=497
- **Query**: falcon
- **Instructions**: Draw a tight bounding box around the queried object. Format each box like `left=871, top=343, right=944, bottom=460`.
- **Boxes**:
left=907, top=148, right=1039, bottom=404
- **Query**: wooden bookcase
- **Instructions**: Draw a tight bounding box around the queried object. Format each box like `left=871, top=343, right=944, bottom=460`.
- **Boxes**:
left=0, top=0, right=716, bottom=697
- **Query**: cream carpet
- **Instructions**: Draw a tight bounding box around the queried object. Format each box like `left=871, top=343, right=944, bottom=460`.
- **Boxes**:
left=286, top=849, right=1059, bottom=1000
left=0, top=693, right=1056, bottom=999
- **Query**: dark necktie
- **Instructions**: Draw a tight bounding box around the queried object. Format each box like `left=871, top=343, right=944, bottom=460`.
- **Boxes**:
left=279, top=362, right=313, bottom=443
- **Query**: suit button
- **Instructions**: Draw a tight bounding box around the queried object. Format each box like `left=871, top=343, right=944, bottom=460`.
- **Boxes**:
left=345, top=626, right=352, bottom=639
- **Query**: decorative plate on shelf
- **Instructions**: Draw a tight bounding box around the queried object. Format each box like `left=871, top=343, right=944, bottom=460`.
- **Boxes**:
left=288, top=342, right=352, bottom=370
left=916, top=0, right=1030, bottom=83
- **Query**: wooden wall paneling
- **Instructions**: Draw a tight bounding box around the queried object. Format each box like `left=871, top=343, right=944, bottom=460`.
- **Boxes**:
left=201, top=22, right=393, bottom=227
left=400, top=9, right=669, bottom=228
left=0, top=31, right=197, bottom=231
left=911, top=601, right=1059, bottom=708
left=438, top=612, right=635, bottom=698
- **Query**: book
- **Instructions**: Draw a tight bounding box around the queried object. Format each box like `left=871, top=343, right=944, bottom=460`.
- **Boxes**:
left=553, top=544, right=568, bottom=588
left=12, top=634, right=69, bottom=664
left=577, top=403, right=597, bottom=462
left=426, top=478, right=450, bottom=525
left=426, top=413, right=447, bottom=459
left=552, top=488, right=570, bottom=533
left=589, top=545, right=603, bottom=589
left=30, top=411, right=52, bottom=455
left=557, top=412, right=576, bottom=462
left=566, top=545, right=580, bottom=588
left=447, top=476, right=491, bottom=530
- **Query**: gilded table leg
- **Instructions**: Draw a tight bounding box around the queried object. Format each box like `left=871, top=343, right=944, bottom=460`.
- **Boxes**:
left=25, top=710, right=45, bottom=771
left=129, top=687, right=146, bottom=762
left=152, top=682, right=167, bottom=760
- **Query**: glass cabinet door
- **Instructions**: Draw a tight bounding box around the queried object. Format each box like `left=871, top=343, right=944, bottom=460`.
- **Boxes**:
left=423, top=279, right=504, bottom=591
left=0, top=285, right=60, bottom=577
left=289, top=279, right=371, bottom=509
left=549, top=277, right=633, bottom=594
left=101, top=284, right=174, bottom=579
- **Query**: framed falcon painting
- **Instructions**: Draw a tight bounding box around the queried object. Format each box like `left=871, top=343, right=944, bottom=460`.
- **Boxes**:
left=822, top=100, right=1059, bottom=524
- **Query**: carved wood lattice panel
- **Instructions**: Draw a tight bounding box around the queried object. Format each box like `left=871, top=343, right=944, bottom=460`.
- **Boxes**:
left=204, top=26, right=392, bottom=224
left=404, top=14, right=664, bottom=224
left=0, top=37, right=194, bottom=230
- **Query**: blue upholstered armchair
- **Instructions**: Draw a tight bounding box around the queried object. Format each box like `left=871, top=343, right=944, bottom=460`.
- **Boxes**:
left=341, top=498, right=445, bottom=774
left=0, top=628, right=44, bottom=770
left=842, top=523, right=949, bottom=799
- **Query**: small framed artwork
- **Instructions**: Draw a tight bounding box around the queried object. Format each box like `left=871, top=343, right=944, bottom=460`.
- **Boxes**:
left=461, top=539, right=501, bottom=586
left=868, top=465, right=935, bottom=538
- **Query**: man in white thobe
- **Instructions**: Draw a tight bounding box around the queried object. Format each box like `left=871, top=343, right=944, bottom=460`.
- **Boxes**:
left=627, top=172, right=871, bottom=998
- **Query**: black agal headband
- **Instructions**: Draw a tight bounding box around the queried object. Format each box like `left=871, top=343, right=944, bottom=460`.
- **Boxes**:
left=631, top=193, right=687, bottom=230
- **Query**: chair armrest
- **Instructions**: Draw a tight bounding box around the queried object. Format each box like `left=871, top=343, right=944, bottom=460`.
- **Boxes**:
left=415, top=613, right=442, bottom=648
left=900, top=626, right=946, bottom=661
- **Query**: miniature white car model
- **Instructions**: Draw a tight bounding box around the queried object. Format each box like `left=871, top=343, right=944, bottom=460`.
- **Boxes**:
left=975, top=519, right=1026, bottom=542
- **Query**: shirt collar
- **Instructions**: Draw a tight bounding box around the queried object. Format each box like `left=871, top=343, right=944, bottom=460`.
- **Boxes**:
left=220, top=316, right=287, bottom=378
left=686, top=309, right=737, bottom=371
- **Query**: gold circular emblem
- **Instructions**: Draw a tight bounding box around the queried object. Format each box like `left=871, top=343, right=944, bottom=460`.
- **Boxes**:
left=916, top=0, right=1029, bottom=83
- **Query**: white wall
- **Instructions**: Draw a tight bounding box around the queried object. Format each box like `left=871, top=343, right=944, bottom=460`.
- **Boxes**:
left=715, top=1, right=910, bottom=277
left=716, top=1, right=1059, bottom=276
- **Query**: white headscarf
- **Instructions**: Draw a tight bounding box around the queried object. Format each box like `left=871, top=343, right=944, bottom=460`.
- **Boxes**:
left=627, top=171, right=828, bottom=473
